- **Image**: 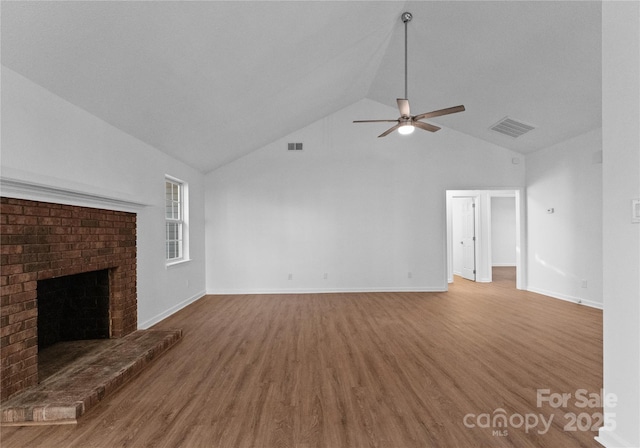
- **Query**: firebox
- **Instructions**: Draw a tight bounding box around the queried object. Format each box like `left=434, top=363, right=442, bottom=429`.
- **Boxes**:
left=37, top=269, right=111, bottom=350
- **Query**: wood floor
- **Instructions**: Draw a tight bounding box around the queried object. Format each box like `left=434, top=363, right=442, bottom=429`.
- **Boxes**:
left=1, top=268, right=603, bottom=447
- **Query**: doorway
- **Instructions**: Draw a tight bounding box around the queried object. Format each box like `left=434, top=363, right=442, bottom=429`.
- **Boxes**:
left=446, top=189, right=525, bottom=290
left=451, top=197, right=477, bottom=281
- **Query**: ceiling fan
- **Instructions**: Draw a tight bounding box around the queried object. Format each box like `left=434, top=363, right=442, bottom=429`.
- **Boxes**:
left=354, top=12, right=465, bottom=138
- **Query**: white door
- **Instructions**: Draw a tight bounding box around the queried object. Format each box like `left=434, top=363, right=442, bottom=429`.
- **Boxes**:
left=460, top=198, right=476, bottom=281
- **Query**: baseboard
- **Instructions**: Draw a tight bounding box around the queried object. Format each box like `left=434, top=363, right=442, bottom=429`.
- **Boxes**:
left=596, top=428, right=636, bottom=447
left=138, top=290, right=206, bottom=329
left=492, top=263, right=516, bottom=267
left=206, top=286, right=447, bottom=295
left=527, top=286, right=603, bottom=310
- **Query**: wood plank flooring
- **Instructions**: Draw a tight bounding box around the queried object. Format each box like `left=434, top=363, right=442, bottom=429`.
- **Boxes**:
left=0, top=268, right=603, bottom=447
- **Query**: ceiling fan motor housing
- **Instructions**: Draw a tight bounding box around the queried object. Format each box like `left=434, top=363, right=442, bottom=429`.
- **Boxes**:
left=401, top=12, right=413, bottom=23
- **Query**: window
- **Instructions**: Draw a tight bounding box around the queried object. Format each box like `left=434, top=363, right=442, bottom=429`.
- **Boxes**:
left=165, top=177, right=188, bottom=264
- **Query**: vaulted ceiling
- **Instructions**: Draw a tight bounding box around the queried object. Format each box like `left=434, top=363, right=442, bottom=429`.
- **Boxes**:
left=1, top=1, right=601, bottom=173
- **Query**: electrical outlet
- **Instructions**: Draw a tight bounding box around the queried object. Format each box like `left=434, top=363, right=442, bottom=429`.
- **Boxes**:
left=581, top=280, right=588, bottom=288
left=408, top=272, right=412, bottom=279
left=323, top=273, right=328, bottom=280
left=288, top=273, right=293, bottom=280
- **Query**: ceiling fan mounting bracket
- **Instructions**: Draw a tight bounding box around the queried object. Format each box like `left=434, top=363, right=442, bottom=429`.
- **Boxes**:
left=401, top=12, right=413, bottom=23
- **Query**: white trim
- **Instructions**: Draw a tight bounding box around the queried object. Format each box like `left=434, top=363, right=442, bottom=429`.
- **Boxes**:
left=206, top=286, right=447, bottom=295
left=596, top=428, right=635, bottom=448
left=0, top=175, right=146, bottom=212
left=492, top=263, right=517, bottom=267
left=165, top=258, right=192, bottom=269
left=138, top=290, right=206, bottom=329
left=527, top=286, right=603, bottom=310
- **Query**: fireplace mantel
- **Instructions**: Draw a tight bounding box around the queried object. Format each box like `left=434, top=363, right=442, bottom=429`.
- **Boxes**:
left=0, top=174, right=147, bottom=213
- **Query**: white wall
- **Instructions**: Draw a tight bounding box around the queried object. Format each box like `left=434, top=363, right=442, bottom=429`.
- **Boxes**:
left=491, top=197, right=516, bottom=266
left=598, top=2, right=640, bottom=447
left=525, top=128, right=603, bottom=308
left=205, top=99, right=525, bottom=294
left=0, top=67, right=206, bottom=328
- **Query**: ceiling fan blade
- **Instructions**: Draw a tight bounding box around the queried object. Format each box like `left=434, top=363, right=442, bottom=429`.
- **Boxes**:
left=413, top=105, right=465, bottom=121
left=378, top=123, right=402, bottom=138
left=413, top=121, right=441, bottom=133
left=353, top=119, right=400, bottom=123
left=397, top=98, right=411, bottom=118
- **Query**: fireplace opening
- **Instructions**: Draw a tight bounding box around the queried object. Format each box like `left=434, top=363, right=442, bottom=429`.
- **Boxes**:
left=37, top=269, right=112, bottom=381
left=37, top=269, right=111, bottom=349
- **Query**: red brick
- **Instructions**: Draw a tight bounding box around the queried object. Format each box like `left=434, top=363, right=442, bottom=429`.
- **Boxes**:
left=50, top=208, right=72, bottom=218
left=8, top=290, right=37, bottom=304
left=24, top=262, right=51, bottom=273
left=0, top=324, right=24, bottom=340
left=9, top=327, right=36, bottom=345
left=23, top=318, right=37, bottom=330
left=22, top=206, right=50, bottom=217
left=0, top=284, right=23, bottom=296
left=1, top=264, right=23, bottom=276
left=6, top=215, right=38, bottom=226
left=0, top=244, right=22, bottom=255
left=8, top=308, right=37, bottom=325
left=24, top=244, right=51, bottom=254
left=0, top=204, right=23, bottom=215
left=8, top=253, right=36, bottom=264
left=0, top=225, right=24, bottom=235
left=2, top=303, right=26, bottom=316
left=8, top=273, right=37, bottom=285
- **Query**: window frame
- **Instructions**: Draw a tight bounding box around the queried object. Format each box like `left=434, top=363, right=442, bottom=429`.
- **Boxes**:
left=165, top=176, right=189, bottom=266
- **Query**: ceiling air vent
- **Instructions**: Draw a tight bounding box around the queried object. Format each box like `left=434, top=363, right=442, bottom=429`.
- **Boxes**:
left=489, top=117, right=535, bottom=138
left=287, top=142, right=303, bottom=151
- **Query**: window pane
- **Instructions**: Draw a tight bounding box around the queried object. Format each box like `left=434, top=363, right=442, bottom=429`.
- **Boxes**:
left=166, top=222, right=176, bottom=240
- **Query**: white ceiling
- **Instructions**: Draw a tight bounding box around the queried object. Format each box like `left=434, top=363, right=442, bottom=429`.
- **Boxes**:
left=1, top=1, right=602, bottom=173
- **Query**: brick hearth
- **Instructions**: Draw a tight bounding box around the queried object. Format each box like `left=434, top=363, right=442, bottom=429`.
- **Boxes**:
left=0, top=197, right=137, bottom=401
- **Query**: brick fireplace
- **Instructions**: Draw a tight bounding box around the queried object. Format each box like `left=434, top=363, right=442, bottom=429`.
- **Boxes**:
left=0, top=197, right=137, bottom=401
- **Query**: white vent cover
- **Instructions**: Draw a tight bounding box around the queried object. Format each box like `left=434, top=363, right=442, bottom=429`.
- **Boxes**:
left=489, top=117, right=535, bottom=138
left=287, top=143, right=303, bottom=151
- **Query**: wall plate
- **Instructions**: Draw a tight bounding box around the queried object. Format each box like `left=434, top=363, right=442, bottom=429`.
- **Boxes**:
left=633, top=199, right=640, bottom=223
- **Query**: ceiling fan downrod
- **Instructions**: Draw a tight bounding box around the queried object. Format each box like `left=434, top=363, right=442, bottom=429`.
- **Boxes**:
left=402, top=12, right=412, bottom=103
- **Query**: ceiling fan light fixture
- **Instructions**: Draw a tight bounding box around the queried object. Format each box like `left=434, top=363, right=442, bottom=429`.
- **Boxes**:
left=398, top=124, right=415, bottom=135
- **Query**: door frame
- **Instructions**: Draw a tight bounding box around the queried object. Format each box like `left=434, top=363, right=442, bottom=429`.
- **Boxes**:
left=445, top=188, right=526, bottom=290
